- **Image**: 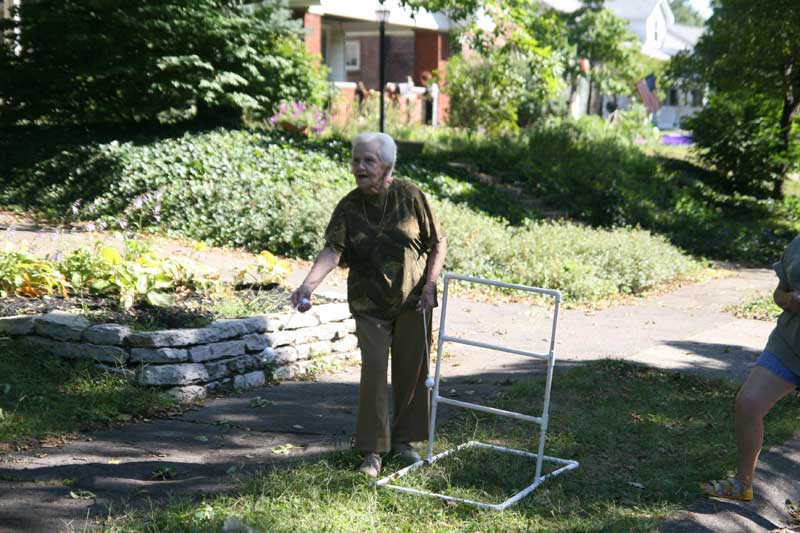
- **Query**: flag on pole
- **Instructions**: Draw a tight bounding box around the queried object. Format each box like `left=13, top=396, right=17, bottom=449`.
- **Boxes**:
left=636, top=73, right=661, bottom=114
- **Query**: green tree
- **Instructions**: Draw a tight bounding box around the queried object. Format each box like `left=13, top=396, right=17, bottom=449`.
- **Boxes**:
left=0, top=0, right=326, bottom=127
left=562, top=4, right=640, bottom=115
left=669, top=0, right=706, bottom=27
left=405, top=0, right=567, bottom=131
left=670, top=0, right=800, bottom=198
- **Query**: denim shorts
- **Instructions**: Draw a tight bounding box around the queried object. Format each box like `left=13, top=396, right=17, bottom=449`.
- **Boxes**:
left=756, top=351, right=800, bottom=388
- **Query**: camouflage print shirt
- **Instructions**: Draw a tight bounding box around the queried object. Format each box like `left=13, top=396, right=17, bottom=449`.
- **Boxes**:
left=324, top=178, right=444, bottom=320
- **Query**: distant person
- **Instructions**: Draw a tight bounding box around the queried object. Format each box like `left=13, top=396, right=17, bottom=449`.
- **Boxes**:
left=355, top=81, right=369, bottom=114
left=702, top=234, right=800, bottom=501
left=420, top=71, right=435, bottom=125
left=606, top=101, right=622, bottom=126
left=291, top=132, right=447, bottom=479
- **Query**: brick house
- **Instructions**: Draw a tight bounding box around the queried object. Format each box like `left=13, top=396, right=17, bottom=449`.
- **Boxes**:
left=290, top=0, right=454, bottom=124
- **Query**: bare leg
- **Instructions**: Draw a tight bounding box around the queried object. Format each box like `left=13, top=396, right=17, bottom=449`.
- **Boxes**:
left=734, top=366, right=795, bottom=487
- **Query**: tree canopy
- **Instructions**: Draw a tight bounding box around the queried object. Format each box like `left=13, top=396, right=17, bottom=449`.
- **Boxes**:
left=668, top=0, right=705, bottom=27
left=670, top=0, right=800, bottom=198
left=0, top=0, right=327, bottom=127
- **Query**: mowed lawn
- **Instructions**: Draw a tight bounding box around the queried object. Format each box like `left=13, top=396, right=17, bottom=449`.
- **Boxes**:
left=105, top=361, right=800, bottom=532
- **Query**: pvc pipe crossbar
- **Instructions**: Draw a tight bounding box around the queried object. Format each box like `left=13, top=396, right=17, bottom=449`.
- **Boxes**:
left=377, top=272, right=579, bottom=510
left=441, top=335, right=551, bottom=360
left=435, top=396, right=542, bottom=424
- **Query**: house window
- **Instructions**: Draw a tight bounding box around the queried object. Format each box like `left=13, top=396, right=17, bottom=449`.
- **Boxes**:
left=691, top=89, right=703, bottom=106
left=653, top=20, right=658, bottom=42
left=668, top=88, right=679, bottom=106
left=345, top=40, right=360, bottom=72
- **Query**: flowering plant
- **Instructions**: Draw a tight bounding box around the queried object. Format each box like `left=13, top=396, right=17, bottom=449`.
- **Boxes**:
left=269, top=100, right=327, bottom=136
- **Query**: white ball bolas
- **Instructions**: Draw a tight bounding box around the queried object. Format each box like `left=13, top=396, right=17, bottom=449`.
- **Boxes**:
left=425, top=377, right=435, bottom=389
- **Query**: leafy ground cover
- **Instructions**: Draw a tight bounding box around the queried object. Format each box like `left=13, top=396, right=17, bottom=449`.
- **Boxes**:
left=103, top=361, right=800, bottom=532
left=423, top=117, right=800, bottom=264
left=0, top=127, right=704, bottom=305
left=0, top=338, right=178, bottom=448
left=725, top=292, right=782, bottom=322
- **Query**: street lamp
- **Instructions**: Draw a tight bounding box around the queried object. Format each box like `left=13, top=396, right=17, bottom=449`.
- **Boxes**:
left=376, top=7, right=390, bottom=132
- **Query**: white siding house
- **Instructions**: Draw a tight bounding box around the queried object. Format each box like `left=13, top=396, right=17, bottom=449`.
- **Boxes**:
left=601, top=0, right=705, bottom=127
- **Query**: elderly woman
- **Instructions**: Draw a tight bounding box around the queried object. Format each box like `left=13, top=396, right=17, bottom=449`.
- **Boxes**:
left=291, top=132, right=447, bottom=478
left=702, top=234, right=800, bottom=501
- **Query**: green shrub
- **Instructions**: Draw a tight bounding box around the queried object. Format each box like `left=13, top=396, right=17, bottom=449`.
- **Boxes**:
left=0, top=0, right=326, bottom=127
left=686, top=93, right=798, bottom=198
left=526, top=116, right=663, bottom=226
left=441, top=203, right=700, bottom=301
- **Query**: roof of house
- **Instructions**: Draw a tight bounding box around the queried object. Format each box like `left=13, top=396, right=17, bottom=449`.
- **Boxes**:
left=289, top=0, right=454, bottom=32
left=667, top=23, right=704, bottom=46
left=604, top=0, right=662, bottom=21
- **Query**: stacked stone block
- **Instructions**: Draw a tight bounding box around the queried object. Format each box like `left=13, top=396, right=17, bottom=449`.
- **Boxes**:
left=0, top=304, right=359, bottom=402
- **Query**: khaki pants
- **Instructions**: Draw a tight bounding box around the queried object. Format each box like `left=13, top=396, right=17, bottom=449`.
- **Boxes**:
left=354, top=308, right=432, bottom=453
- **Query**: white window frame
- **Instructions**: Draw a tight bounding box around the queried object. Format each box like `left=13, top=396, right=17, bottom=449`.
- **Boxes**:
left=344, top=40, right=360, bottom=72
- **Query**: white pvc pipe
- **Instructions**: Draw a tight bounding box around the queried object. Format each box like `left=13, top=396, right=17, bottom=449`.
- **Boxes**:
left=444, top=272, right=563, bottom=300
left=435, top=396, right=542, bottom=424
left=441, top=335, right=551, bottom=360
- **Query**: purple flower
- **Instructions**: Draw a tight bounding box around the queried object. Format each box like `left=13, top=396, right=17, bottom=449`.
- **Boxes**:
left=132, top=196, right=144, bottom=210
left=153, top=203, right=162, bottom=223
left=270, top=115, right=278, bottom=125
left=4, top=225, right=16, bottom=239
left=279, top=103, right=287, bottom=114
left=86, top=222, right=96, bottom=233
left=35, top=228, right=48, bottom=240
left=54, top=250, right=65, bottom=262
left=118, top=218, right=128, bottom=230
left=96, top=220, right=107, bottom=232
left=50, top=228, right=60, bottom=241
left=71, top=199, right=82, bottom=215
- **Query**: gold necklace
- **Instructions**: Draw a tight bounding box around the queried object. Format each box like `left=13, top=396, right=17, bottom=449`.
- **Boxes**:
left=362, top=189, right=389, bottom=228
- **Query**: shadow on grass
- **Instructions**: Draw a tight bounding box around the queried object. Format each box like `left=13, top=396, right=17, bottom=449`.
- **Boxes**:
left=4, top=361, right=788, bottom=532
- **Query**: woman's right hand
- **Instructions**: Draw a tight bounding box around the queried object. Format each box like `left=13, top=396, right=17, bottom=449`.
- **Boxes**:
left=774, top=285, right=800, bottom=313
left=788, top=291, right=800, bottom=313
left=291, top=285, right=313, bottom=312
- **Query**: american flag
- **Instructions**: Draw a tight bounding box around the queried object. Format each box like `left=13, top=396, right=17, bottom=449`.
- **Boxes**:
left=636, top=73, right=661, bottom=114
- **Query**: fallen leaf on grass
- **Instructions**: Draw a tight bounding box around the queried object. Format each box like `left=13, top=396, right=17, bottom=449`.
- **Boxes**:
left=69, top=490, right=96, bottom=500
left=272, top=444, right=299, bottom=455
left=248, top=397, right=273, bottom=408
left=193, top=435, right=209, bottom=442
left=626, top=482, right=645, bottom=489
left=291, top=424, right=304, bottom=430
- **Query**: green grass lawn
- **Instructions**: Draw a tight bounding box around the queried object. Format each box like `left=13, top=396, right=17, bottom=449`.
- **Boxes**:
left=105, top=361, right=800, bottom=532
left=0, top=338, right=178, bottom=447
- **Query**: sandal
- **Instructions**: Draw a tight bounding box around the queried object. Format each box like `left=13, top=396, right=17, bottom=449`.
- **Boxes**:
left=700, top=478, right=753, bottom=501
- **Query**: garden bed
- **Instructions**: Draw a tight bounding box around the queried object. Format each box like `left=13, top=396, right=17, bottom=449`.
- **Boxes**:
left=0, top=285, right=335, bottom=331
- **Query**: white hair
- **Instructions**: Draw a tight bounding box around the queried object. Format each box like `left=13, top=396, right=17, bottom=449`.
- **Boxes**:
left=352, top=132, right=397, bottom=173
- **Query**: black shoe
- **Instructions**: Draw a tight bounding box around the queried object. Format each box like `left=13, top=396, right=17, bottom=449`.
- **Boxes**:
left=392, top=442, right=421, bottom=463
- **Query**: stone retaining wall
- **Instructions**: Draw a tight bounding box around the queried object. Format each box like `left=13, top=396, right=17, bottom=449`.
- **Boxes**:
left=0, top=304, right=360, bottom=402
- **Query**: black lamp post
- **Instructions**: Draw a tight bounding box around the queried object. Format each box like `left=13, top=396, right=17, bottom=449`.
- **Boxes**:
left=376, top=7, right=390, bottom=133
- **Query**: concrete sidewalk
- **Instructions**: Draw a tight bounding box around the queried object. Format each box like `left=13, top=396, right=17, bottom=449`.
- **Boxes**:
left=1, top=215, right=798, bottom=531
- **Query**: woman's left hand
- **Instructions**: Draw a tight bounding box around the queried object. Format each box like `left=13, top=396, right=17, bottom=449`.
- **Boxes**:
left=417, top=282, right=436, bottom=313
